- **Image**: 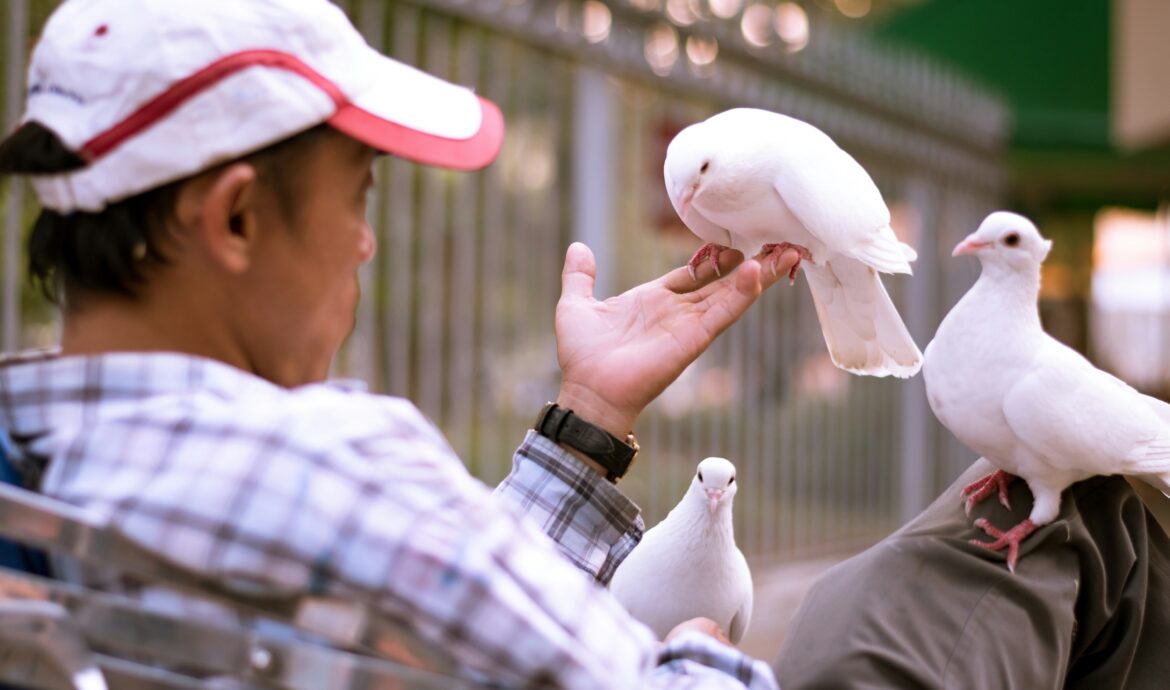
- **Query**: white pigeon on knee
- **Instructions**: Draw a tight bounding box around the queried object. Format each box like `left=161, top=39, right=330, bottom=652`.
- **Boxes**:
left=664, top=107, right=922, bottom=378
left=923, top=211, right=1170, bottom=572
left=609, top=457, right=753, bottom=643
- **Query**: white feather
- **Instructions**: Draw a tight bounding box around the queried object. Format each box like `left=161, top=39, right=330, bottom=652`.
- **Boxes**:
left=609, top=458, right=753, bottom=643
left=924, top=211, right=1170, bottom=526
left=664, top=108, right=922, bottom=378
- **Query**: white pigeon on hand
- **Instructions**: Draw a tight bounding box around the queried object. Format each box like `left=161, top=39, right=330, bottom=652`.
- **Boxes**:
left=923, top=211, right=1170, bottom=572
left=609, top=457, right=753, bottom=643
left=664, top=107, right=922, bottom=378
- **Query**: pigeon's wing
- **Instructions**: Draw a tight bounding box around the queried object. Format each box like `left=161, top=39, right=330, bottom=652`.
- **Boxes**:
left=767, top=127, right=914, bottom=275
left=685, top=206, right=735, bottom=247
left=665, top=164, right=733, bottom=246
left=727, top=548, right=753, bottom=645
left=1001, top=342, right=1170, bottom=477
left=728, top=598, right=752, bottom=646
left=609, top=525, right=662, bottom=606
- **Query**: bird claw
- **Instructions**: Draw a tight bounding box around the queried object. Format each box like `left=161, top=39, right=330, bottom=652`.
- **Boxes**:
left=960, top=470, right=1015, bottom=514
left=687, top=243, right=726, bottom=281
left=970, top=518, right=1036, bottom=573
left=753, top=243, right=813, bottom=284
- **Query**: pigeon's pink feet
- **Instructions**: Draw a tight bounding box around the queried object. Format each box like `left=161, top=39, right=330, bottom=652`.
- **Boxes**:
left=971, top=518, right=1036, bottom=573
left=687, top=242, right=729, bottom=281
left=754, top=243, right=813, bottom=285
left=960, top=470, right=1016, bottom=515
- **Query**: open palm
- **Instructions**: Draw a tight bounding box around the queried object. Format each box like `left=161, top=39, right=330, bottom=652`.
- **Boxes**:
left=554, top=242, right=796, bottom=438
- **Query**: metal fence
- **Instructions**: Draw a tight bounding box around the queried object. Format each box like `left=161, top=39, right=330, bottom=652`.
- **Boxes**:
left=0, top=0, right=1007, bottom=563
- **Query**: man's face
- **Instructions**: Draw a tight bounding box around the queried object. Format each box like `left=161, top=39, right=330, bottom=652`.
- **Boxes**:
left=242, top=129, right=377, bottom=386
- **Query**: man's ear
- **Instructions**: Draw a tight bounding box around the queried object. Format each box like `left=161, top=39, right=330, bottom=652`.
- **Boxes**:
left=180, top=162, right=263, bottom=274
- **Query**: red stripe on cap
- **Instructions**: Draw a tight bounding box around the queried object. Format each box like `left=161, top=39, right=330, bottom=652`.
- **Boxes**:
left=328, top=96, right=504, bottom=172
left=79, top=49, right=346, bottom=161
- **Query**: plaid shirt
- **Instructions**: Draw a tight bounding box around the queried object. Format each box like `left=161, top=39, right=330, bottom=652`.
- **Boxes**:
left=0, top=350, right=777, bottom=690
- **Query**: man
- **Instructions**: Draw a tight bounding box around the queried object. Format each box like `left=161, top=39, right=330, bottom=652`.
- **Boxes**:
left=0, top=0, right=793, bottom=688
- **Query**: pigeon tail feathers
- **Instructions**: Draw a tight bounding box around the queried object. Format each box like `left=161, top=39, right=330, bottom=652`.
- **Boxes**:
left=803, top=259, right=923, bottom=378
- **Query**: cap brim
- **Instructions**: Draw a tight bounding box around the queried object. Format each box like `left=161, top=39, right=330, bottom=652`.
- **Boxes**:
left=329, top=50, right=504, bottom=172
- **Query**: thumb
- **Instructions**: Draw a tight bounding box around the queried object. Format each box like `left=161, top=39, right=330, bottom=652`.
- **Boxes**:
left=561, top=242, right=596, bottom=300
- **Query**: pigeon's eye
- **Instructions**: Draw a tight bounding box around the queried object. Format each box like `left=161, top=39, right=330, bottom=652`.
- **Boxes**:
left=727, top=476, right=735, bottom=485
left=700, top=162, right=709, bottom=173
left=1003, top=233, right=1020, bottom=247
left=697, top=470, right=704, bottom=482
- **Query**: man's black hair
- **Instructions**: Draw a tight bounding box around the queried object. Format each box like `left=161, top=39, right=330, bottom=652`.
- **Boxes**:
left=0, top=121, right=327, bottom=307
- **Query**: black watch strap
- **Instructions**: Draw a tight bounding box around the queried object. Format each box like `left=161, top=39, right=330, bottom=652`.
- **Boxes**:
left=534, top=403, right=639, bottom=482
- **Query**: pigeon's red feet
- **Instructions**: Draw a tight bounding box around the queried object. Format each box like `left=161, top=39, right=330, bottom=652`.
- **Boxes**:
left=960, top=470, right=1016, bottom=515
left=687, top=243, right=729, bottom=281
left=754, top=243, right=813, bottom=285
left=971, top=518, right=1036, bottom=573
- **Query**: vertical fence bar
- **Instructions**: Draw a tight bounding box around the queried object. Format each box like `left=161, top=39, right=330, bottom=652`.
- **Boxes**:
left=447, top=24, right=483, bottom=464
left=3, top=0, right=28, bottom=352
left=384, top=4, right=420, bottom=399
left=572, top=66, right=617, bottom=299
left=415, top=13, right=453, bottom=424
left=474, top=34, right=511, bottom=480
left=898, top=176, right=940, bottom=522
left=345, top=0, right=387, bottom=386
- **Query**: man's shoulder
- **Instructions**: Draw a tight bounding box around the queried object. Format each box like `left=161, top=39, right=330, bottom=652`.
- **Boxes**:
left=137, top=369, right=451, bottom=460
left=0, top=350, right=455, bottom=471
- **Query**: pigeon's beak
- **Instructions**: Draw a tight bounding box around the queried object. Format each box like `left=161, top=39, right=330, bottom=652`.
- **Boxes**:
left=679, top=180, right=700, bottom=220
left=952, top=236, right=989, bottom=257
left=704, top=488, right=724, bottom=514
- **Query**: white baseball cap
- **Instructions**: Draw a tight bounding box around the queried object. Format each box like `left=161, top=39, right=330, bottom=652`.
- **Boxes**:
left=19, top=0, right=505, bottom=213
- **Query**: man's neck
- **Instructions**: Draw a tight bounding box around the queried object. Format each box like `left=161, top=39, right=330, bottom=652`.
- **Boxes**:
left=60, top=293, right=250, bottom=374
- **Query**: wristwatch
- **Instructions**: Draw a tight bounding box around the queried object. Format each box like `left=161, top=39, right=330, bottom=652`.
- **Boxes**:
left=534, top=402, right=639, bottom=482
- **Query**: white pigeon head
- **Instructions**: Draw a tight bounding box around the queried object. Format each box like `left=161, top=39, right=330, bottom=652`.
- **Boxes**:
left=663, top=121, right=716, bottom=222
left=952, top=211, right=1052, bottom=272
left=690, top=457, right=738, bottom=515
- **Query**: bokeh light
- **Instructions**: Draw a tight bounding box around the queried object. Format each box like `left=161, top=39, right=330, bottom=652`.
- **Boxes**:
left=686, top=35, right=719, bottom=66
left=666, top=0, right=701, bottom=25
left=583, top=1, right=613, bottom=43
left=644, top=22, right=680, bottom=75
left=740, top=3, right=773, bottom=47
left=708, top=0, right=743, bottom=19
left=774, top=2, right=809, bottom=52
left=835, top=0, right=872, bottom=19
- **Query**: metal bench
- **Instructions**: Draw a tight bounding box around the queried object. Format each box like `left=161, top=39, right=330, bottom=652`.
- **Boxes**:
left=0, top=476, right=483, bottom=690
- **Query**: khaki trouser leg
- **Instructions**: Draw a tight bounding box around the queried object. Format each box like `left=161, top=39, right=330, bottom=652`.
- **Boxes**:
left=775, top=459, right=1170, bottom=690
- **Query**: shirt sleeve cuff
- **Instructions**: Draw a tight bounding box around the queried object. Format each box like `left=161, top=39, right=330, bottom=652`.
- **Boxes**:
left=494, top=431, right=644, bottom=582
left=655, top=631, right=780, bottom=690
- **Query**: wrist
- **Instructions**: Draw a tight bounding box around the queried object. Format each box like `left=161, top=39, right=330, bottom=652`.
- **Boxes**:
left=555, top=382, right=637, bottom=440
left=534, top=400, right=640, bottom=482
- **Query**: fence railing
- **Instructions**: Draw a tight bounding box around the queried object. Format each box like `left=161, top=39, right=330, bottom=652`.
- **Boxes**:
left=0, top=0, right=1007, bottom=563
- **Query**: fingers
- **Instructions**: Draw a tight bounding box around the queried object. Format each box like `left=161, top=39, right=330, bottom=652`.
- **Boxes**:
left=663, top=246, right=802, bottom=295
left=662, top=249, right=745, bottom=294
left=686, top=258, right=778, bottom=342
left=764, top=248, right=801, bottom=286
left=664, top=617, right=732, bottom=647
left=685, top=245, right=798, bottom=309
left=700, top=258, right=764, bottom=336
left=560, top=242, right=596, bottom=301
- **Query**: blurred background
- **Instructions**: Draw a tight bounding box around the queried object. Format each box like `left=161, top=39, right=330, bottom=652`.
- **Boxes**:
left=3, top=0, right=1170, bottom=652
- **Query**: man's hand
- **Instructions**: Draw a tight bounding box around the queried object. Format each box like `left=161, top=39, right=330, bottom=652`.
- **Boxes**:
left=554, top=241, right=798, bottom=442
left=664, top=617, right=732, bottom=647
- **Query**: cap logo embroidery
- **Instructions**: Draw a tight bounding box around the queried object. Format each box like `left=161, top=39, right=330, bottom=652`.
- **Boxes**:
left=28, top=83, right=85, bottom=105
